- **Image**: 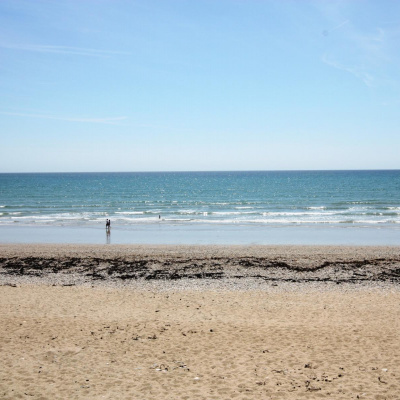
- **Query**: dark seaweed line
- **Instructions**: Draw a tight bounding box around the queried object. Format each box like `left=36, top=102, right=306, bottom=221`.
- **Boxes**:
left=1, top=257, right=400, bottom=283
left=1, top=256, right=399, bottom=270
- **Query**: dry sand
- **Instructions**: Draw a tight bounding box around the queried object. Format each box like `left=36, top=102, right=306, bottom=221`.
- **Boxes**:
left=1, top=244, right=400, bottom=399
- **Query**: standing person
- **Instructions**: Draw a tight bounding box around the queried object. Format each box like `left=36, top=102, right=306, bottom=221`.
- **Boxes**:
left=106, top=219, right=111, bottom=243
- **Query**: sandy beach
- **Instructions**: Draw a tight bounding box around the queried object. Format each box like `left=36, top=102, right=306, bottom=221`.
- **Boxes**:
left=1, top=244, right=400, bottom=399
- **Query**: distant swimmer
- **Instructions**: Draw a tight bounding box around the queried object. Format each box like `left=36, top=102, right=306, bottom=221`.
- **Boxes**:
left=159, top=215, right=161, bottom=220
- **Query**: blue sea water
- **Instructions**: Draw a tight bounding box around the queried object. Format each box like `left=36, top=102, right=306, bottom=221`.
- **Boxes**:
left=0, top=171, right=399, bottom=244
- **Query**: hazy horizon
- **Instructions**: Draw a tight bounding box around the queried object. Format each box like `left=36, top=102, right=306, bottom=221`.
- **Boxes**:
left=1, top=168, right=399, bottom=175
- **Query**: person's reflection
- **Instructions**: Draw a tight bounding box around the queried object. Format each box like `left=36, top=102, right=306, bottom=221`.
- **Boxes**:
left=106, top=229, right=111, bottom=244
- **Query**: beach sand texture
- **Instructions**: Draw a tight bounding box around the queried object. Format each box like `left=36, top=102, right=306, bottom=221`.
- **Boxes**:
left=1, top=244, right=400, bottom=399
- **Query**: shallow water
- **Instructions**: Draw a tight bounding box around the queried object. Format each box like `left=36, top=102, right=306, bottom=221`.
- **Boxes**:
left=0, top=224, right=399, bottom=245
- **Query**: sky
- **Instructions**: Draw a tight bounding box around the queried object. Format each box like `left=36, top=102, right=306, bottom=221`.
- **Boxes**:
left=1, top=0, right=399, bottom=172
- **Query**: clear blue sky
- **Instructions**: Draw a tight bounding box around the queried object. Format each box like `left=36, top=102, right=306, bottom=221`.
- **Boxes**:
left=1, top=0, right=399, bottom=172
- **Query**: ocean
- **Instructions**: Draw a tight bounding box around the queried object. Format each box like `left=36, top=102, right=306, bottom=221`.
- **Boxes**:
left=1, top=171, right=399, bottom=245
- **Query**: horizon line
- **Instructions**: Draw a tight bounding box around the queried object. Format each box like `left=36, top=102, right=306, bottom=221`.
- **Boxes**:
left=1, top=168, right=399, bottom=174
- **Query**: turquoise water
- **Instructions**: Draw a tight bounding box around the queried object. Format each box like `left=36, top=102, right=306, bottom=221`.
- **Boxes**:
left=1, top=170, right=399, bottom=228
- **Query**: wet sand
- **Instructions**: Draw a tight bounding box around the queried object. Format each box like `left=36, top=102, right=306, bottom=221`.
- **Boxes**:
left=1, top=244, right=400, bottom=399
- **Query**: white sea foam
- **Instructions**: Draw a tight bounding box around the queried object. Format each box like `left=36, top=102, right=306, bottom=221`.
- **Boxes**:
left=262, top=211, right=335, bottom=217
left=113, top=216, right=159, bottom=223
left=12, top=215, right=56, bottom=220
left=177, top=210, right=201, bottom=215
left=358, top=219, right=399, bottom=224
left=212, top=211, right=254, bottom=215
left=10, top=212, right=107, bottom=221
left=115, top=211, right=144, bottom=215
